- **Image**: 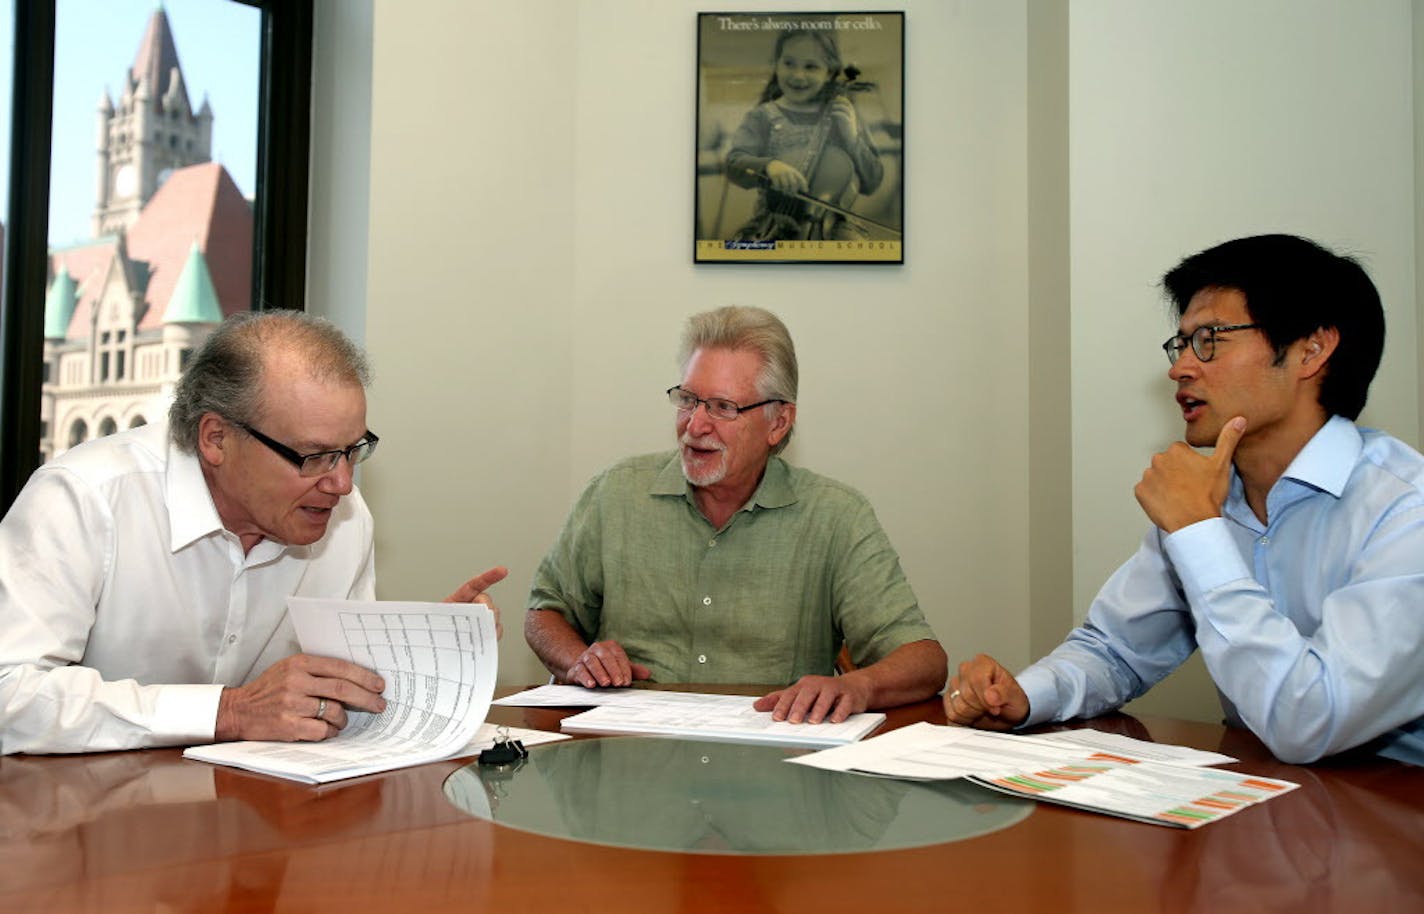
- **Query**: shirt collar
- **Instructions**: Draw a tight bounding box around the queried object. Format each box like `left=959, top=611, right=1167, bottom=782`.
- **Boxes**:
left=651, top=451, right=798, bottom=511
left=165, top=437, right=227, bottom=552
left=1225, top=415, right=1361, bottom=526
left=1278, top=414, right=1361, bottom=498
left=164, top=433, right=307, bottom=565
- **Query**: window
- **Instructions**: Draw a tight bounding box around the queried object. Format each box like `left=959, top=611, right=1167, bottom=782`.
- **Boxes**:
left=0, top=0, right=314, bottom=513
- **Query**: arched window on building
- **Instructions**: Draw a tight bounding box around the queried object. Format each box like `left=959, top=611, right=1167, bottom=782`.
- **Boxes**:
left=98, top=416, right=118, bottom=437
left=68, top=419, right=88, bottom=448
left=129, top=414, right=147, bottom=428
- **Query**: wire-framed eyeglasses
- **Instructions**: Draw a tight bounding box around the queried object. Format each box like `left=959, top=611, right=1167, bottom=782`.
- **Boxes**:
left=237, top=423, right=379, bottom=476
left=1162, top=323, right=1261, bottom=365
left=666, top=386, right=785, bottom=421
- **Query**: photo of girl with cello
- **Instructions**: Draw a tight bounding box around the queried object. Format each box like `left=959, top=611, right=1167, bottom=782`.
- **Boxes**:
left=694, top=12, right=903, bottom=262
left=724, top=28, right=885, bottom=243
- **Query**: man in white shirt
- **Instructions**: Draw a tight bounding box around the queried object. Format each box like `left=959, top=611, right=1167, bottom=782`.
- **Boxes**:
left=0, top=310, right=504, bottom=755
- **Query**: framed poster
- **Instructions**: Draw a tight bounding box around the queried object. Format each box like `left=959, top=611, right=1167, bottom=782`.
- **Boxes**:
left=694, top=11, right=904, bottom=264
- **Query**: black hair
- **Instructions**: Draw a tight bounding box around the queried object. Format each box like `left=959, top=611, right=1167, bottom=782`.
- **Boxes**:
left=1162, top=234, right=1384, bottom=420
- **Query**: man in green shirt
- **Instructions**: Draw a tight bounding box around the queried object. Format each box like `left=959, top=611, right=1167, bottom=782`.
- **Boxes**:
left=525, top=306, right=947, bottom=724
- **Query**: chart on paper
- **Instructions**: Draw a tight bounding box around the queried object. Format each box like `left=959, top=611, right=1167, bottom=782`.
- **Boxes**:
left=319, top=607, right=487, bottom=747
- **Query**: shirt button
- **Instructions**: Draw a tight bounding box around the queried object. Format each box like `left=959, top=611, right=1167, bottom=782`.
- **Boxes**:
left=1259, top=536, right=1270, bottom=545
left=226, top=634, right=238, bottom=644
left=702, top=596, right=712, bottom=606
left=697, top=654, right=707, bottom=664
left=708, top=539, right=717, bottom=547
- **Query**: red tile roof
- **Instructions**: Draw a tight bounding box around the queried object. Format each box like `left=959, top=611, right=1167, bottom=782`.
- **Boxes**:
left=126, top=162, right=253, bottom=331
left=49, top=162, right=252, bottom=340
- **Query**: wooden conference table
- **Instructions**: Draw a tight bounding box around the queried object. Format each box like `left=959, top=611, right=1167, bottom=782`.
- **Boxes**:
left=2, top=687, right=1420, bottom=914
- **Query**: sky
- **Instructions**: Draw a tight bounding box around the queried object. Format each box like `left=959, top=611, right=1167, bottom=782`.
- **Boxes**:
left=0, top=0, right=262, bottom=248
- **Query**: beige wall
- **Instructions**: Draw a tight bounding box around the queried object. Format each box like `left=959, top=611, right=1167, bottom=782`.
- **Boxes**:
left=320, top=0, right=1036, bottom=688
left=310, top=1, right=1421, bottom=718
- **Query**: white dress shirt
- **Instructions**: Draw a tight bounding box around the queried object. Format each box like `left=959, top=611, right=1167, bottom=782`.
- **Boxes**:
left=0, top=420, right=375, bottom=755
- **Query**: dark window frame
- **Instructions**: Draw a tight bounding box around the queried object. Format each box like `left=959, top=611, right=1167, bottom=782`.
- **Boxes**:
left=0, top=0, right=313, bottom=515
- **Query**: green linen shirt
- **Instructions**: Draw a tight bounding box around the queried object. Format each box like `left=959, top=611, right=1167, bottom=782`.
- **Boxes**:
left=528, top=451, right=936, bottom=686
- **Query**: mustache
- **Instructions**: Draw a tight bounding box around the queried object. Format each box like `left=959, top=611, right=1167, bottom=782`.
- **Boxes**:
left=680, top=433, right=726, bottom=452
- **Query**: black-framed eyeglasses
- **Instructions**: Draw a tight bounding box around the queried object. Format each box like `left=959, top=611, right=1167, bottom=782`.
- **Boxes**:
left=666, top=386, right=785, bottom=421
left=1162, top=323, right=1262, bottom=365
left=237, top=423, right=379, bottom=477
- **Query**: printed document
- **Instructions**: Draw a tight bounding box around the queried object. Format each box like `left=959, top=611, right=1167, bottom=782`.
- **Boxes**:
left=790, top=722, right=1297, bottom=828
left=491, top=684, right=647, bottom=708
left=556, top=690, right=885, bottom=748
left=183, top=597, right=498, bottom=784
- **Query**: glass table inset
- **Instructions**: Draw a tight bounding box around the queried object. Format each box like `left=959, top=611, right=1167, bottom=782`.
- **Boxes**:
left=444, top=736, right=1032, bottom=855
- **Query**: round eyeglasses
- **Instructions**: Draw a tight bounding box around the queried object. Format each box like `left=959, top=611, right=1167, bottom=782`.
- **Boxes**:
left=238, top=423, right=379, bottom=477
left=666, top=386, right=785, bottom=421
left=1162, top=323, right=1261, bottom=365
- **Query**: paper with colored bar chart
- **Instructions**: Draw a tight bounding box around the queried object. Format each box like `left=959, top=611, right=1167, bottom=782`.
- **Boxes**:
left=965, top=755, right=1297, bottom=828
left=788, top=722, right=1297, bottom=828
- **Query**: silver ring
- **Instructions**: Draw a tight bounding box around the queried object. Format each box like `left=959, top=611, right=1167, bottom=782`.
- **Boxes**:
left=948, top=689, right=961, bottom=703
left=315, top=698, right=327, bottom=720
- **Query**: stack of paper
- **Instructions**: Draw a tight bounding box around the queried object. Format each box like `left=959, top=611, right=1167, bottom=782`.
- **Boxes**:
left=790, top=722, right=1298, bottom=829
left=494, top=684, right=885, bottom=748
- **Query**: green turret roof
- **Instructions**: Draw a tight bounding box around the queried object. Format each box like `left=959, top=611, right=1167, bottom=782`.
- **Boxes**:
left=44, top=265, right=78, bottom=339
left=164, top=241, right=223, bottom=324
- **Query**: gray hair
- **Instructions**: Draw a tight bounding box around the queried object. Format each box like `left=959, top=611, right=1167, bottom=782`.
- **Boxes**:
left=168, top=309, right=371, bottom=453
left=678, top=306, right=798, bottom=453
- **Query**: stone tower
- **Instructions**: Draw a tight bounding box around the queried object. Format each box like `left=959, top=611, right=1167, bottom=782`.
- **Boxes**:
left=91, top=5, right=213, bottom=237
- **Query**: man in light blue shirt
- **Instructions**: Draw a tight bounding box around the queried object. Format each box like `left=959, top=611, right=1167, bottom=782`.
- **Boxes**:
left=946, top=234, right=1424, bottom=766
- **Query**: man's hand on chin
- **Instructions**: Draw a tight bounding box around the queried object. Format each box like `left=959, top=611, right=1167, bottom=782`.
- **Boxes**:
left=1135, top=416, right=1246, bottom=532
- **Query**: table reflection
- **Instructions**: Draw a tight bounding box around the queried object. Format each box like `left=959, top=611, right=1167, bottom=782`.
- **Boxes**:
left=0, top=749, right=491, bottom=911
left=1153, top=758, right=1424, bottom=912
left=444, top=736, right=1032, bottom=854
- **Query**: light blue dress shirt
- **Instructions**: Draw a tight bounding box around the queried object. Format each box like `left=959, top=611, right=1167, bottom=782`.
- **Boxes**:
left=1019, top=416, right=1424, bottom=765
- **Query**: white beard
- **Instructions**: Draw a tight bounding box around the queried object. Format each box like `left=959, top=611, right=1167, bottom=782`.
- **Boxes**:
left=680, top=434, right=727, bottom=486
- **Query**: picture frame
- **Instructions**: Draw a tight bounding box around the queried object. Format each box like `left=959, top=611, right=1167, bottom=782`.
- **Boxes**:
left=694, top=11, right=904, bottom=264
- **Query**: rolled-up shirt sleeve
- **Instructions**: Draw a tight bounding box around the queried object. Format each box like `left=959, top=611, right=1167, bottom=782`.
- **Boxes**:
left=0, top=468, right=221, bottom=754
